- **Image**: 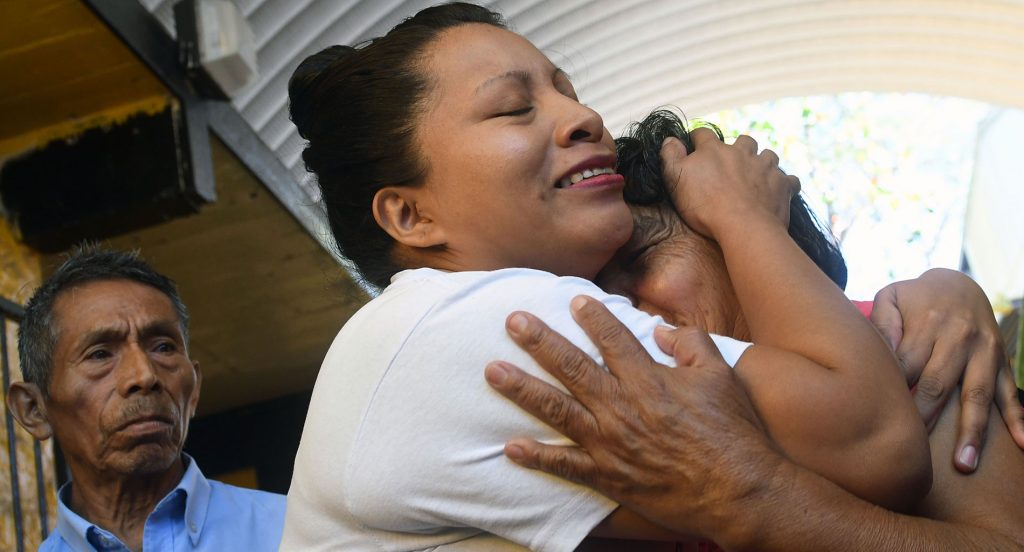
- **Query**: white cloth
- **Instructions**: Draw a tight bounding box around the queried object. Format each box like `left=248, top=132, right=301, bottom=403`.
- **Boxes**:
left=280, top=268, right=751, bottom=552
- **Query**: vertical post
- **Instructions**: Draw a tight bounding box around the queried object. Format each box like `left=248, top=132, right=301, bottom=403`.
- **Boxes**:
left=2, top=318, right=26, bottom=552
left=1016, top=302, right=1023, bottom=389
left=33, top=439, right=49, bottom=540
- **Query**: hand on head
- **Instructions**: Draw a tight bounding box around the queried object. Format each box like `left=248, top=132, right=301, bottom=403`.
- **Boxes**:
left=660, top=128, right=799, bottom=240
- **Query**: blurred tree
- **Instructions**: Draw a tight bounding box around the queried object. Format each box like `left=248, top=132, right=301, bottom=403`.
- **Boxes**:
left=705, top=93, right=989, bottom=299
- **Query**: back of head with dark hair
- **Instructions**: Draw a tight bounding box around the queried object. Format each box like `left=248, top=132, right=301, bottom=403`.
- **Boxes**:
left=288, top=2, right=507, bottom=289
left=18, top=244, right=190, bottom=395
left=615, top=109, right=848, bottom=289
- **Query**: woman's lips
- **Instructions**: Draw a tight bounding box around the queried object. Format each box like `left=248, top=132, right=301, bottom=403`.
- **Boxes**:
left=558, top=172, right=625, bottom=191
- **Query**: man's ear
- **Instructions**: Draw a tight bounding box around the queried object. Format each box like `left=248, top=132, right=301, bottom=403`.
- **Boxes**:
left=6, top=382, right=53, bottom=441
left=188, top=360, right=202, bottom=419
left=372, top=187, right=446, bottom=248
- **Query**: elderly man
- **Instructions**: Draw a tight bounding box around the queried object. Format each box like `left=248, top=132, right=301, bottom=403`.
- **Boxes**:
left=6, top=248, right=285, bottom=551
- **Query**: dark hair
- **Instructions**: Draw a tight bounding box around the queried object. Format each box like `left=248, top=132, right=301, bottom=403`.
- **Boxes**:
left=615, top=109, right=848, bottom=289
left=288, top=3, right=507, bottom=289
left=18, top=245, right=190, bottom=395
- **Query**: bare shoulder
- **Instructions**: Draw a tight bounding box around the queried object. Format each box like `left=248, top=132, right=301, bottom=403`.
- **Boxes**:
left=914, top=394, right=1024, bottom=544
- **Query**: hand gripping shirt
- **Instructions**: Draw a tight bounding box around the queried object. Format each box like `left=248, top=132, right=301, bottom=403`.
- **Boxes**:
left=281, top=268, right=751, bottom=552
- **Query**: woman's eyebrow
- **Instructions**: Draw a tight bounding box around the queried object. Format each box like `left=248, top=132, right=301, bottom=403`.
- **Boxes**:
left=475, top=67, right=568, bottom=95
left=475, top=69, right=531, bottom=94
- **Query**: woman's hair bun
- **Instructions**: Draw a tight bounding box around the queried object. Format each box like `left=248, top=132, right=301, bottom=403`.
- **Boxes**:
left=288, top=45, right=355, bottom=139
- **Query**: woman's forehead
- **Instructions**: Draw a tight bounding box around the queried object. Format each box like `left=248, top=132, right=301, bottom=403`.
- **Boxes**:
left=424, top=23, right=557, bottom=91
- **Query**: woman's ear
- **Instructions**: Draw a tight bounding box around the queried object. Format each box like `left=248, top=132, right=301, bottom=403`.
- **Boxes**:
left=372, top=187, right=446, bottom=248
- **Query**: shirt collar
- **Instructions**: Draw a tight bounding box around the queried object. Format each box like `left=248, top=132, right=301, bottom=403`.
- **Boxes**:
left=178, top=453, right=212, bottom=546
left=53, top=453, right=212, bottom=549
left=54, top=484, right=95, bottom=552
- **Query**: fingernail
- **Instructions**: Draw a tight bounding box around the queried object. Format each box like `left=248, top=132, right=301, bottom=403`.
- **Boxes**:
left=958, top=445, right=978, bottom=470
left=485, top=363, right=508, bottom=386
left=505, top=444, right=524, bottom=461
left=508, top=313, right=528, bottom=334
left=570, top=295, right=588, bottom=313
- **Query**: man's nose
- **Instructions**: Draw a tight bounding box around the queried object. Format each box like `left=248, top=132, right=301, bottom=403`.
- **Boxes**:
left=116, top=345, right=161, bottom=396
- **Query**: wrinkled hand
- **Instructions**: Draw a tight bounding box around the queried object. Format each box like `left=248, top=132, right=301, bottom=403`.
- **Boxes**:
left=870, top=268, right=1024, bottom=472
left=484, top=295, right=782, bottom=538
left=661, top=129, right=799, bottom=240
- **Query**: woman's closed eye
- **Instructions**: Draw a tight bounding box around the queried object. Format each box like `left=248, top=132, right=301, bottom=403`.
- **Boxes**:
left=495, top=106, right=533, bottom=117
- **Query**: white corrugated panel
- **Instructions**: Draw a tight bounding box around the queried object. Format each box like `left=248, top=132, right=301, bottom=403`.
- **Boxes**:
left=138, top=0, right=1024, bottom=198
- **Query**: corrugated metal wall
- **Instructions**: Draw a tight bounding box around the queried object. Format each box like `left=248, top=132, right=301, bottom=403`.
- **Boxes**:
left=138, top=0, right=1024, bottom=197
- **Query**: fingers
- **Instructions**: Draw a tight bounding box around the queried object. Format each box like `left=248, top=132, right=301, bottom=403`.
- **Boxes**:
left=766, top=162, right=798, bottom=227
left=569, top=296, right=654, bottom=379
left=911, top=337, right=969, bottom=431
left=951, top=339, right=1004, bottom=472
left=953, top=376, right=995, bottom=473
left=689, top=126, right=721, bottom=147
left=893, top=319, right=941, bottom=388
left=783, top=173, right=801, bottom=196
left=503, top=438, right=599, bottom=487
left=659, top=137, right=689, bottom=183
left=913, top=375, right=951, bottom=433
left=655, top=325, right=726, bottom=370
left=759, top=147, right=780, bottom=168
left=733, top=133, right=758, bottom=153
left=504, top=309, right=613, bottom=404
left=994, top=363, right=1024, bottom=451
left=486, top=361, right=598, bottom=443
left=869, top=285, right=905, bottom=352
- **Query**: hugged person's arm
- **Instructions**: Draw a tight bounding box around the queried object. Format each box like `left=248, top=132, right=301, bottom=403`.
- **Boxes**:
left=486, top=300, right=1024, bottom=551
left=661, top=130, right=930, bottom=509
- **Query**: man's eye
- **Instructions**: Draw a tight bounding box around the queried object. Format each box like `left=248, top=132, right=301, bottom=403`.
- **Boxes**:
left=153, top=342, right=177, bottom=354
left=86, top=349, right=111, bottom=361
left=496, top=106, right=533, bottom=117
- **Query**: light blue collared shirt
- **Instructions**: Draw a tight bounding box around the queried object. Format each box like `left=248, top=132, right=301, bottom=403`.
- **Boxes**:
left=40, top=455, right=286, bottom=552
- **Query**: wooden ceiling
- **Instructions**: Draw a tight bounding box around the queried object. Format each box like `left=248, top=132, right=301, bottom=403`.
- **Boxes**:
left=0, top=0, right=171, bottom=157
left=1, top=0, right=368, bottom=416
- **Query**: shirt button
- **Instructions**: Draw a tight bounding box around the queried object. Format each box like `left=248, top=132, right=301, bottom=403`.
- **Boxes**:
left=190, top=522, right=197, bottom=532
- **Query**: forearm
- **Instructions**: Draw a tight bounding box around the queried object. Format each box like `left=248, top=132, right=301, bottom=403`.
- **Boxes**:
left=715, top=456, right=1022, bottom=552
left=713, top=213, right=895, bottom=376
left=710, top=213, right=929, bottom=506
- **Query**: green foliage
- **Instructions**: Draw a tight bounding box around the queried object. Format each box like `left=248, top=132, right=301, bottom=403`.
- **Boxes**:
left=705, top=93, right=988, bottom=299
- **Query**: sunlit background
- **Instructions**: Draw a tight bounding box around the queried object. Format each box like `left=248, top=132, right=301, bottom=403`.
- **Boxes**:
left=707, top=94, right=993, bottom=302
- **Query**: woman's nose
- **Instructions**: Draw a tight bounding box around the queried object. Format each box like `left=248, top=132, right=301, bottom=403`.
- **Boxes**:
left=555, top=99, right=605, bottom=147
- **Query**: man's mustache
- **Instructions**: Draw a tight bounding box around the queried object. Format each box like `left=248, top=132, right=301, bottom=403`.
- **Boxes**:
left=111, top=398, right=179, bottom=432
